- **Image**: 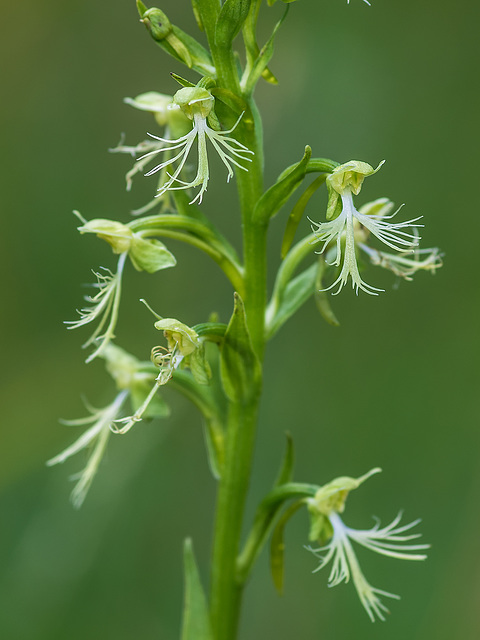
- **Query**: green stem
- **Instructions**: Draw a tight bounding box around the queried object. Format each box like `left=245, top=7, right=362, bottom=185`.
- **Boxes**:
left=209, top=84, right=266, bottom=640
left=190, top=4, right=267, bottom=636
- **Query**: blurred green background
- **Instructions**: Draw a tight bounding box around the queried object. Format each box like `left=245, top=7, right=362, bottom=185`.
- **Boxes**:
left=1, top=0, right=479, bottom=638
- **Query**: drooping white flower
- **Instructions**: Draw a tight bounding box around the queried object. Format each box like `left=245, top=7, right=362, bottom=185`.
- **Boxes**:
left=311, top=161, right=422, bottom=295
left=47, top=390, right=128, bottom=508
left=306, top=468, right=429, bottom=621
left=138, top=86, right=254, bottom=204
left=308, top=511, right=429, bottom=621
left=66, top=252, right=127, bottom=362
left=48, top=344, right=169, bottom=505
left=112, top=316, right=206, bottom=435
left=359, top=242, right=443, bottom=281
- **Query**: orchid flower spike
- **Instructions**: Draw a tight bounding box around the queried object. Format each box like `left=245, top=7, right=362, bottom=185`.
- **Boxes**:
left=306, top=469, right=429, bottom=621
left=138, top=85, right=254, bottom=204
left=310, top=161, right=422, bottom=295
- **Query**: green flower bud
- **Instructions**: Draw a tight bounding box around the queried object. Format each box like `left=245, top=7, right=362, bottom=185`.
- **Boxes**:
left=141, top=8, right=172, bottom=41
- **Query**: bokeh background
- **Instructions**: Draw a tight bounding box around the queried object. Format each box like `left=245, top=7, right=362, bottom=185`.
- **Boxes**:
left=1, top=0, right=479, bottom=638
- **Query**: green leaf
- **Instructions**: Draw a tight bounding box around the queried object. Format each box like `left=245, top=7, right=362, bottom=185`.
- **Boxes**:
left=215, top=0, right=251, bottom=46
left=274, top=433, right=295, bottom=487
left=244, top=6, right=289, bottom=94
left=220, top=293, right=261, bottom=403
left=281, top=174, right=327, bottom=259
left=181, top=539, right=214, bottom=640
left=270, top=500, right=303, bottom=595
left=253, top=146, right=311, bottom=224
left=267, top=262, right=317, bottom=338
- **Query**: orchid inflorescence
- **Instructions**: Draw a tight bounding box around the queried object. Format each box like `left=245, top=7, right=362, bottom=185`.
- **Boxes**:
left=51, top=0, right=439, bottom=634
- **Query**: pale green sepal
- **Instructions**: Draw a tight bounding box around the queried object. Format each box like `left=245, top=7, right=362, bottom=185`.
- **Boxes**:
left=220, top=293, right=261, bottom=403
left=326, top=160, right=385, bottom=220
left=311, top=468, right=382, bottom=517
left=254, top=146, right=311, bottom=224
left=325, top=181, right=343, bottom=221
left=281, top=174, right=327, bottom=258
left=215, top=0, right=251, bottom=46
left=123, top=92, right=174, bottom=126
left=154, top=319, right=200, bottom=356
left=174, top=87, right=214, bottom=120
left=181, top=539, right=214, bottom=640
left=79, top=219, right=133, bottom=254
left=270, top=500, right=304, bottom=594
left=244, top=6, right=288, bottom=94
left=129, top=237, right=176, bottom=273
left=266, top=262, right=317, bottom=339
left=307, top=469, right=382, bottom=543
left=315, top=259, right=340, bottom=327
left=189, top=344, right=212, bottom=385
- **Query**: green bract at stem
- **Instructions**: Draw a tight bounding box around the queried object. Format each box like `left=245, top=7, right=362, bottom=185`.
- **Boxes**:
left=237, top=483, right=319, bottom=583
left=266, top=232, right=321, bottom=328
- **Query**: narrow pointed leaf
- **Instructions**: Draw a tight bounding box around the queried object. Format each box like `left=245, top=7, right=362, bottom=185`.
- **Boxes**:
left=244, top=6, right=288, bottom=94
left=181, top=539, right=214, bottom=640
left=281, top=174, right=327, bottom=259
left=274, top=432, right=295, bottom=487
left=203, top=417, right=224, bottom=480
left=270, top=501, right=304, bottom=595
left=266, top=263, right=317, bottom=338
left=254, top=146, right=312, bottom=224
